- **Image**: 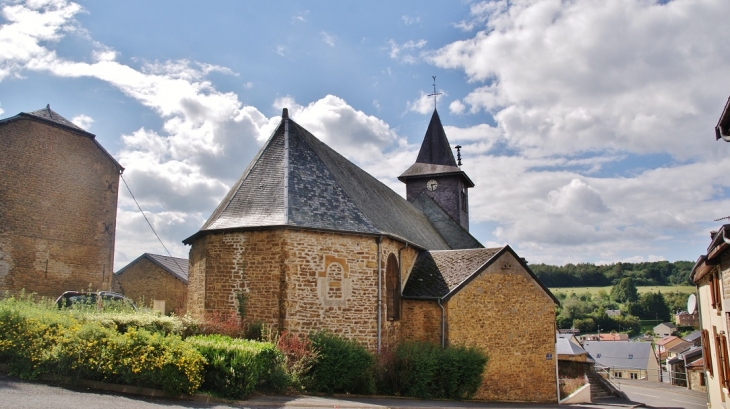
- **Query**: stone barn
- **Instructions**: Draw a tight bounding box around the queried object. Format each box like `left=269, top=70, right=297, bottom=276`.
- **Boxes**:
left=183, top=108, right=559, bottom=402
left=113, top=253, right=188, bottom=314
left=0, top=106, right=123, bottom=298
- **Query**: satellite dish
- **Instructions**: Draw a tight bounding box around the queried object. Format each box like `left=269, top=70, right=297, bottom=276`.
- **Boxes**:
left=687, top=294, right=697, bottom=314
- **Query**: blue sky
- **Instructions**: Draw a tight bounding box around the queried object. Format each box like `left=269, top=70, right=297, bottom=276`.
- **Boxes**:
left=2, top=0, right=730, bottom=270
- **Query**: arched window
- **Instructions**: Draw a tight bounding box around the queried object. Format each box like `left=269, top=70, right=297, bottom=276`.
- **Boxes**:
left=386, top=253, right=400, bottom=320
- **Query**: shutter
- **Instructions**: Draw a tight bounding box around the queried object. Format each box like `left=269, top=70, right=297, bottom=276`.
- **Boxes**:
left=718, top=273, right=724, bottom=312
left=704, top=329, right=714, bottom=377
left=716, top=333, right=726, bottom=387
left=711, top=274, right=718, bottom=309
left=720, top=335, right=730, bottom=389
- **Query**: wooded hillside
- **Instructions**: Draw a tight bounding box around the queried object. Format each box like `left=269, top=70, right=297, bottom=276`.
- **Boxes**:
left=530, top=260, right=694, bottom=287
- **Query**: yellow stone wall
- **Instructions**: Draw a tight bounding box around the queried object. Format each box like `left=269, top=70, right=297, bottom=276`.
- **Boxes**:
left=186, top=229, right=417, bottom=349
left=113, top=257, right=188, bottom=314
left=0, top=119, right=120, bottom=298
left=446, top=251, right=557, bottom=402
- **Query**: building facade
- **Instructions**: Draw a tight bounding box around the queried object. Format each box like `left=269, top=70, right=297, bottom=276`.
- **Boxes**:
left=0, top=106, right=122, bottom=298
left=113, top=253, right=188, bottom=314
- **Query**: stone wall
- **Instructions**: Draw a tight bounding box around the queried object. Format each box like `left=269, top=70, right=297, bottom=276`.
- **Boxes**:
left=399, top=298, right=442, bottom=345
left=447, top=251, right=557, bottom=402
left=0, top=118, right=120, bottom=298
left=186, top=229, right=417, bottom=350
left=113, top=257, right=187, bottom=314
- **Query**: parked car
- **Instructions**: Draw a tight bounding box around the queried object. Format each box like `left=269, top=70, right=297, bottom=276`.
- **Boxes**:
left=55, top=291, right=137, bottom=311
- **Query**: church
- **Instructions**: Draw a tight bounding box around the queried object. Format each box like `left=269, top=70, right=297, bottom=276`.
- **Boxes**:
left=183, top=108, right=559, bottom=402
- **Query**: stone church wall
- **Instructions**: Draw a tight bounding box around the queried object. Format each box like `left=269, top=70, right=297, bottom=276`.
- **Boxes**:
left=399, top=299, right=443, bottom=345
left=187, top=229, right=418, bottom=350
left=0, top=119, right=120, bottom=298
left=447, top=251, right=557, bottom=402
left=113, top=257, right=187, bottom=314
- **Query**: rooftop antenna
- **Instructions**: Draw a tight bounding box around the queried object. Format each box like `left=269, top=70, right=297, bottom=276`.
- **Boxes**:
left=715, top=216, right=730, bottom=222
left=427, top=76, right=442, bottom=110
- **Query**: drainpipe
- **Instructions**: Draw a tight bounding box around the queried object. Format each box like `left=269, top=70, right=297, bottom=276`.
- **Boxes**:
left=377, top=236, right=383, bottom=353
left=437, top=298, right=445, bottom=348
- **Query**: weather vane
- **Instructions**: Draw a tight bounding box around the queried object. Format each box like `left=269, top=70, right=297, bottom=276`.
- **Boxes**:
left=427, top=76, right=442, bottom=109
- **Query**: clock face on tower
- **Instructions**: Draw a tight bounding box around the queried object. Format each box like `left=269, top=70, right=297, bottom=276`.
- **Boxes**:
left=426, top=179, right=438, bottom=191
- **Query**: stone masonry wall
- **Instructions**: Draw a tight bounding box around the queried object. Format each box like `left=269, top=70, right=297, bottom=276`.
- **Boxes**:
left=113, top=257, right=187, bottom=314
left=0, top=119, right=120, bottom=298
left=187, top=230, right=284, bottom=327
left=399, top=299, right=442, bottom=345
left=187, top=229, right=416, bottom=350
left=447, top=251, right=557, bottom=402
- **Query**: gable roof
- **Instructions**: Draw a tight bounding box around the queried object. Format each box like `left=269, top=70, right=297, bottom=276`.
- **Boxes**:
left=398, top=109, right=474, bottom=187
left=656, top=335, right=681, bottom=347
left=683, top=330, right=702, bottom=343
left=0, top=105, right=124, bottom=172
left=402, top=245, right=559, bottom=304
left=116, top=253, right=189, bottom=283
left=184, top=110, right=476, bottom=250
left=583, top=341, right=656, bottom=370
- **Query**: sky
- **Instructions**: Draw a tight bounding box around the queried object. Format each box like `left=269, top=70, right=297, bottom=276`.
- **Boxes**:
left=2, top=0, right=730, bottom=271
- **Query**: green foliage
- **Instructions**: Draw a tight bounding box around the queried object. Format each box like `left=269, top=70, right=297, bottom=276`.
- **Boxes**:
left=532, top=260, right=693, bottom=287
left=637, top=292, right=671, bottom=321
left=380, top=341, right=487, bottom=400
left=186, top=334, right=285, bottom=398
left=611, top=277, right=639, bottom=303
left=308, top=331, right=376, bottom=395
left=0, top=296, right=205, bottom=394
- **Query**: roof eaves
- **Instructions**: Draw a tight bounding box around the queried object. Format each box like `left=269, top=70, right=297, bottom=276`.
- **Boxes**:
left=716, top=96, right=730, bottom=141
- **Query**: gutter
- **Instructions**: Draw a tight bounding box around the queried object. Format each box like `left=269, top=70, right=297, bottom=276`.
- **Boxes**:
left=376, top=236, right=383, bottom=353
left=437, top=298, right=446, bottom=348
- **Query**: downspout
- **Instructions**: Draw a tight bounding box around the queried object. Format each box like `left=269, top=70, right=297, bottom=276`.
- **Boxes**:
left=377, top=236, right=383, bottom=353
left=437, top=298, right=445, bottom=348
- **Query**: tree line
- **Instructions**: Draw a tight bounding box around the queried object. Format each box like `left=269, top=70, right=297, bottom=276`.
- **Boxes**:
left=556, top=277, right=693, bottom=335
left=531, top=260, right=694, bottom=287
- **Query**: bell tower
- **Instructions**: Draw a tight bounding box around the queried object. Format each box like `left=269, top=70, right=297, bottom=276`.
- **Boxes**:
left=398, top=108, right=474, bottom=231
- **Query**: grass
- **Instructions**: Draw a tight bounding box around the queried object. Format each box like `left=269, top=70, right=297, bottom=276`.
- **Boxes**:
left=549, top=285, right=695, bottom=297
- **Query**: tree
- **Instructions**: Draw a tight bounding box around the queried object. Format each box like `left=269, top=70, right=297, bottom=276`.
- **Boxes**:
left=638, top=292, right=671, bottom=322
left=610, top=277, right=639, bottom=304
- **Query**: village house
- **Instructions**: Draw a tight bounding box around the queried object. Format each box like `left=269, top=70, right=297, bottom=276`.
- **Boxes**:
left=0, top=106, right=123, bottom=298
left=675, top=310, right=699, bottom=327
left=583, top=340, right=660, bottom=382
left=113, top=253, right=188, bottom=314
left=183, top=108, right=559, bottom=402
left=690, top=95, right=730, bottom=409
left=654, top=322, right=678, bottom=338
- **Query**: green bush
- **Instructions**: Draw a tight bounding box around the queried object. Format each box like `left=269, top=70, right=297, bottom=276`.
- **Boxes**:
left=0, top=296, right=205, bottom=394
left=186, top=334, right=285, bottom=398
left=307, top=331, right=375, bottom=395
left=380, top=341, right=487, bottom=400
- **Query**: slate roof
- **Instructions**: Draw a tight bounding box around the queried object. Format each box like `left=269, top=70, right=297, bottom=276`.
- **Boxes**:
left=402, top=245, right=559, bottom=304
left=398, top=109, right=474, bottom=187
left=683, top=330, right=702, bottom=344
left=184, top=110, right=479, bottom=250
left=409, top=192, right=482, bottom=250
left=583, top=341, right=656, bottom=370
left=0, top=105, right=123, bottom=171
left=116, top=253, right=189, bottom=283
left=556, top=337, right=590, bottom=357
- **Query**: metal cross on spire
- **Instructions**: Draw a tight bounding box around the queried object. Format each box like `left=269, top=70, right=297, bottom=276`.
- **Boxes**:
left=427, top=76, right=442, bottom=110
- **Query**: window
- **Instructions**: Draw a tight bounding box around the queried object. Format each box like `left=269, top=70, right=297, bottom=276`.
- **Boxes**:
left=385, top=254, right=400, bottom=321
left=596, top=354, right=601, bottom=358
left=628, top=354, right=633, bottom=359
left=614, top=372, right=623, bottom=378
left=630, top=373, right=638, bottom=379
left=701, top=373, right=706, bottom=386
left=711, top=271, right=723, bottom=311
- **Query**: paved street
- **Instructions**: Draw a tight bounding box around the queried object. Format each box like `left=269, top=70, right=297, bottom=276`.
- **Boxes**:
left=0, top=373, right=709, bottom=409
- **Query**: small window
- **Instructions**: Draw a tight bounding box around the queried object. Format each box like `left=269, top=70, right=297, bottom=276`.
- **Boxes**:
left=628, top=354, right=633, bottom=359
left=630, top=373, right=638, bottom=379
left=596, top=354, right=601, bottom=358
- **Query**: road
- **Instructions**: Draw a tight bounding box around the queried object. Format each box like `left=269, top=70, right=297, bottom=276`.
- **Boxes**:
left=613, top=379, right=708, bottom=409
left=0, top=373, right=709, bottom=409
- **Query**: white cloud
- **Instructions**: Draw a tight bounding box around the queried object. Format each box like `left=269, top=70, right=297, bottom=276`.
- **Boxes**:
left=71, top=114, right=92, bottom=129
left=321, top=31, right=335, bottom=47
left=449, top=99, right=466, bottom=114
left=428, top=0, right=730, bottom=160
left=408, top=91, right=446, bottom=114
left=276, top=45, right=285, bottom=56
left=387, top=39, right=427, bottom=64
left=401, top=15, right=419, bottom=25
